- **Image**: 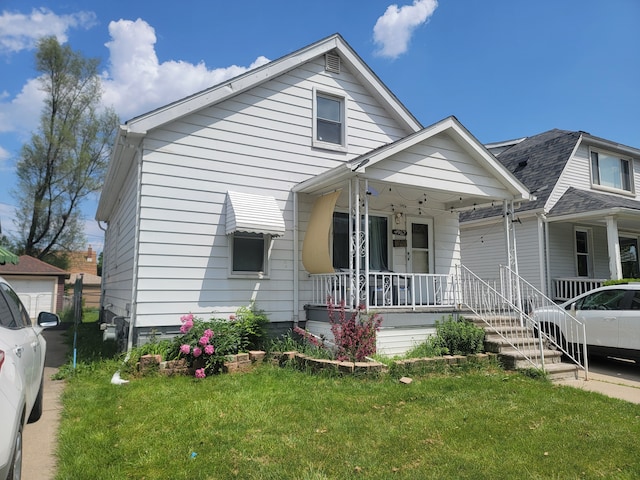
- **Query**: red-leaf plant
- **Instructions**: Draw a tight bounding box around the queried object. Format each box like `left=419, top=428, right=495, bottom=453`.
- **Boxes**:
left=328, top=299, right=382, bottom=362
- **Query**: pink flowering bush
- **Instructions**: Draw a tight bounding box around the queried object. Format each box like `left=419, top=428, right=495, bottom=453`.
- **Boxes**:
left=169, top=305, right=268, bottom=377
left=328, top=300, right=382, bottom=362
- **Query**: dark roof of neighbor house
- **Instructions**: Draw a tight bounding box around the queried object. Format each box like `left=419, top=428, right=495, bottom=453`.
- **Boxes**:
left=0, top=255, right=69, bottom=278
left=461, top=129, right=582, bottom=222
left=548, top=186, right=640, bottom=217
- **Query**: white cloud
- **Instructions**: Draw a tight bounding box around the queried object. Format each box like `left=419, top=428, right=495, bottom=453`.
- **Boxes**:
left=101, top=19, right=270, bottom=120
left=0, top=78, right=46, bottom=135
left=373, top=0, right=438, bottom=59
left=0, top=8, right=97, bottom=54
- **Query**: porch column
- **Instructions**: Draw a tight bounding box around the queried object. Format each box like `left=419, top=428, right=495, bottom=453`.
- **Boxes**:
left=606, top=215, right=622, bottom=280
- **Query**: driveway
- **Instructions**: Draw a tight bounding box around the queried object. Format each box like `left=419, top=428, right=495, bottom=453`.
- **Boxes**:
left=22, top=326, right=68, bottom=480
left=557, top=354, right=640, bottom=404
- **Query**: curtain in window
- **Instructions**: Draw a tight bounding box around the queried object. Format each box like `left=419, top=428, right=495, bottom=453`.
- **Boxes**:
left=368, top=216, right=388, bottom=271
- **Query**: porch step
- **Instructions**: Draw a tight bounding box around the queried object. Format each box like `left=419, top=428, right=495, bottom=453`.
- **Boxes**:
left=470, top=316, right=582, bottom=381
left=497, top=348, right=563, bottom=369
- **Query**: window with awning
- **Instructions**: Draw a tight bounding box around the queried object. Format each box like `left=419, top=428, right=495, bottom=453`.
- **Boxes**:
left=225, top=191, right=285, bottom=276
left=225, top=191, right=285, bottom=236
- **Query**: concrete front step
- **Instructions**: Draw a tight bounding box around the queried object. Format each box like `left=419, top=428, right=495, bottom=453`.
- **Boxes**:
left=498, top=348, right=563, bottom=369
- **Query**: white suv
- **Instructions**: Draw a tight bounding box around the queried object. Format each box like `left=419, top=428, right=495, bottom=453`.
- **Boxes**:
left=533, top=283, right=640, bottom=362
left=0, top=276, right=59, bottom=480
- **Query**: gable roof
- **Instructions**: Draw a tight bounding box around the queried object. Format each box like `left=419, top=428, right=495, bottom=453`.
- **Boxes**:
left=123, top=33, right=422, bottom=135
left=461, top=128, right=640, bottom=224
left=97, top=33, right=422, bottom=221
left=294, top=116, right=532, bottom=208
left=490, top=129, right=581, bottom=211
left=0, top=255, right=69, bottom=278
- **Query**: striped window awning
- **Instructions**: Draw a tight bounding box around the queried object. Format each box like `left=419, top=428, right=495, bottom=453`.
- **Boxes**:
left=225, top=191, right=286, bottom=236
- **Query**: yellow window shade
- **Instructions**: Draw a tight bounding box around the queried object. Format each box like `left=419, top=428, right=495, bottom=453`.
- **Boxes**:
left=302, top=190, right=341, bottom=274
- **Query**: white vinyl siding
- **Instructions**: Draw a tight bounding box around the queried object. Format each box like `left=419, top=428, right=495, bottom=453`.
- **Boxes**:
left=101, top=157, right=139, bottom=320
left=460, top=221, right=507, bottom=282
left=128, top=57, right=410, bottom=328
left=366, top=133, right=515, bottom=199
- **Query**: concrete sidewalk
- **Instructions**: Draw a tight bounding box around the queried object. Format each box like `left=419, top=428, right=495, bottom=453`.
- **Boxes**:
left=23, top=327, right=69, bottom=480
left=557, top=369, right=640, bottom=404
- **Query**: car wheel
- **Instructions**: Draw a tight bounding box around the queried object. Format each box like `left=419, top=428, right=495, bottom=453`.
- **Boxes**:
left=28, top=375, right=44, bottom=423
left=7, top=420, right=23, bottom=480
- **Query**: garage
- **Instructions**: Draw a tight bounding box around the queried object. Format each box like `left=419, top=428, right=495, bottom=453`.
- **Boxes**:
left=0, top=255, right=69, bottom=319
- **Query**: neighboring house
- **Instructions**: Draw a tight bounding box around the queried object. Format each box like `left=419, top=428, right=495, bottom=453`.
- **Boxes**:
left=66, top=246, right=101, bottom=308
left=96, top=34, right=530, bottom=355
left=460, top=129, right=640, bottom=302
left=0, top=255, right=69, bottom=318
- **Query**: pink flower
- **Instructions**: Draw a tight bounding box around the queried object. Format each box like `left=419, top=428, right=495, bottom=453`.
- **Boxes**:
left=229, top=314, right=236, bottom=321
left=180, top=313, right=194, bottom=323
left=180, top=319, right=194, bottom=334
left=180, top=344, right=191, bottom=355
left=199, top=336, right=209, bottom=347
left=204, top=344, right=214, bottom=355
left=204, top=329, right=214, bottom=338
left=195, top=368, right=206, bottom=379
left=193, top=347, right=202, bottom=357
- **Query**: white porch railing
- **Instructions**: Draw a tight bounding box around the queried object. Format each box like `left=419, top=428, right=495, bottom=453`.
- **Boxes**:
left=553, top=277, right=605, bottom=302
left=309, top=272, right=456, bottom=309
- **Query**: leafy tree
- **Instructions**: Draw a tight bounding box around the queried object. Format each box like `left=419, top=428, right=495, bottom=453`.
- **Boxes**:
left=13, top=36, right=119, bottom=261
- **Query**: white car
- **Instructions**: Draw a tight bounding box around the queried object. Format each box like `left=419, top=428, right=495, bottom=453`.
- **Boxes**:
left=0, top=276, right=59, bottom=480
left=533, top=283, right=640, bottom=362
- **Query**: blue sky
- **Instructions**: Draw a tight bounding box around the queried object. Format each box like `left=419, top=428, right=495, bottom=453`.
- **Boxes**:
left=1, top=0, right=639, bottom=252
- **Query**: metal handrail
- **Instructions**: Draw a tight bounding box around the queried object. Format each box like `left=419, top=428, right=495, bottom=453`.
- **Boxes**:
left=499, top=265, right=588, bottom=377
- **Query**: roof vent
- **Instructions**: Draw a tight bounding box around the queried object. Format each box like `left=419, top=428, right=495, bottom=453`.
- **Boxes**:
left=325, top=53, right=341, bottom=74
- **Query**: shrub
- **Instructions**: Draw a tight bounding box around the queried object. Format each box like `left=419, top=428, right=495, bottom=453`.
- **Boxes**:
left=166, top=305, right=269, bottom=378
left=328, top=301, right=382, bottom=362
left=431, top=316, right=485, bottom=355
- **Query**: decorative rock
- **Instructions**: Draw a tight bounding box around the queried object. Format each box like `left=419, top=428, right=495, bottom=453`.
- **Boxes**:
left=399, top=377, right=413, bottom=384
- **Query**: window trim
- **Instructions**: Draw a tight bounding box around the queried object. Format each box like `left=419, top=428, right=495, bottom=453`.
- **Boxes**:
left=574, top=227, right=593, bottom=278
left=228, top=232, right=271, bottom=279
left=590, top=148, right=635, bottom=195
left=312, top=87, right=347, bottom=152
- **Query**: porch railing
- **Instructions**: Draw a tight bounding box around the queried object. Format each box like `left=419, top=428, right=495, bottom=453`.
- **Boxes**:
left=553, top=277, right=605, bottom=302
left=456, top=265, right=588, bottom=376
left=309, top=272, right=456, bottom=309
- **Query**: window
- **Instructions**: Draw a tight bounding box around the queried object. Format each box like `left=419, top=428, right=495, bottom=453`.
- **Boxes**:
left=313, top=88, right=346, bottom=150
left=575, top=229, right=591, bottom=277
left=0, top=282, right=30, bottom=328
left=575, top=289, right=626, bottom=310
left=231, top=232, right=267, bottom=274
left=332, top=212, right=388, bottom=270
left=591, top=150, right=633, bottom=192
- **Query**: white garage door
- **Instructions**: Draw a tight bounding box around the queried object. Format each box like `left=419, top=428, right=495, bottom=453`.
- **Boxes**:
left=7, top=277, right=57, bottom=319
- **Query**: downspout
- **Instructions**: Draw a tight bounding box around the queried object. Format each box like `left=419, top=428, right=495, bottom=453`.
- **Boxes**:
left=125, top=143, right=144, bottom=359
left=293, top=192, right=299, bottom=326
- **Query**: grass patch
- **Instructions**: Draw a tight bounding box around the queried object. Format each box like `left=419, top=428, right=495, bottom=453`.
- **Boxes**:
left=57, top=360, right=640, bottom=479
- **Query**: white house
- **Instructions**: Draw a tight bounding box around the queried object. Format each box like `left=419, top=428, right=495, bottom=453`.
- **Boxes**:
left=96, top=34, right=530, bottom=355
left=460, top=129, right=640, bottom=301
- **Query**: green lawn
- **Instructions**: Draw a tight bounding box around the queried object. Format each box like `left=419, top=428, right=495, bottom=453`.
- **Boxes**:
left=56, top=358, right=640, bottom=479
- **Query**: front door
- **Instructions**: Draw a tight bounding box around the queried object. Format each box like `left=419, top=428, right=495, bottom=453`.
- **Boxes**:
left=408, top=218, right=434, bottom=304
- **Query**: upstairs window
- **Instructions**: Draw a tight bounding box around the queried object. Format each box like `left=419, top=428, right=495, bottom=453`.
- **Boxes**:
left=313, top=88, right=346, bottom=151
left=591, top=150, right=633, bottom=193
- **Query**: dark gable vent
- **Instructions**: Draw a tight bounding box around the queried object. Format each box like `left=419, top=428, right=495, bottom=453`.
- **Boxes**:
left=325, top=53, right=341, bottom=74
